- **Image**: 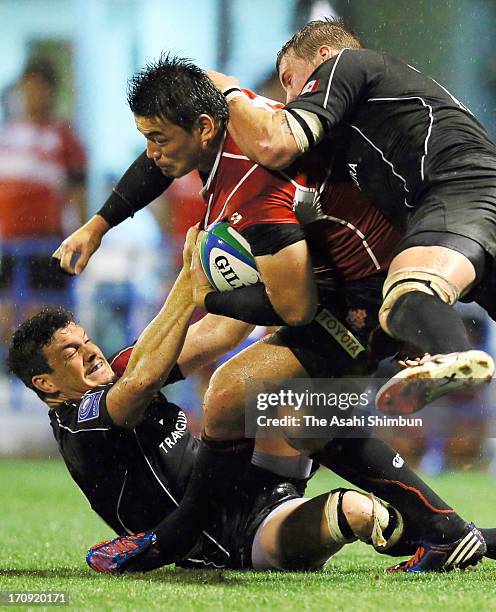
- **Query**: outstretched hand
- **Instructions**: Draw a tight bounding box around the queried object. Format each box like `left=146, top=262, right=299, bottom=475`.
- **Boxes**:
left=52, top=216, right=110, bottom=275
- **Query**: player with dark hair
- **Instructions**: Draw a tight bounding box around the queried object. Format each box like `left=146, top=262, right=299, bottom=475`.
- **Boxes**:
left=13, top=270, right=490, bottom=573
left=207, top=17, right=496, bottom=413
left=9, top=310, right=496, bottom=574
left=52, top=55, right=491, bottom=573
left=128, top=54, right=229, bottom=135
left=10, top=304, right=411, bottom=573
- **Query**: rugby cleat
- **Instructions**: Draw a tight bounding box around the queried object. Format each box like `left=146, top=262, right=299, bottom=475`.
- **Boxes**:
left=376, top=350, right=494, bottom=415
left=86, top=531, right=158, bottom=574
left=387, top=523, right=486, bottom=573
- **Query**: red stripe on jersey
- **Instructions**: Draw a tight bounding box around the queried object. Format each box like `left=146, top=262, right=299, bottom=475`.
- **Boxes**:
left=110, top=346, right=134, bottom=377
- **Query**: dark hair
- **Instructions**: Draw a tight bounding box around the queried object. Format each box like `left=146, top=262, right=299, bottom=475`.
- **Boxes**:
left=22, top=58, right=58, bottom=90
left=276, top=18, right=363, bottom=72
left=7, top=308, right=76, bottom=400
left=127, top=53, right=228, bottom=131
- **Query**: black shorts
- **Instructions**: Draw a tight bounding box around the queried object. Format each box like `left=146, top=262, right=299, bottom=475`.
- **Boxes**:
left=275, top=274, right=399, bottom=378
left=396, top=178, right=496, bottom=281
left=178, top=465, right=305, bottom=570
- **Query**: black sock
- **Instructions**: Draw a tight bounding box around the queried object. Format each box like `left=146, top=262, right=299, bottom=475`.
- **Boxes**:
left=388, top=292, right=471, bottom=354
left=480, top=528, right=496, bottom=559
left=153, top=436, right=255, bottom=564
left=312, top=435, right=466, bottom=543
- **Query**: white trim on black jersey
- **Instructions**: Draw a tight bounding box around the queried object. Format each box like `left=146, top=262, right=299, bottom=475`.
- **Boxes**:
left=407, top=63, right=474, bottom=117
left=349, top=124, right=413, bottom=208
left=429, top=77, right=474, bottom=117
left=368, top=97, right=434, bottom=182
left=52, top=410, right=111, bottom=434
left=116, top=470, right=134, bottom=535
left=133, top=430, right=231, bottom=559
left=322, top=48, right=350, bottom=108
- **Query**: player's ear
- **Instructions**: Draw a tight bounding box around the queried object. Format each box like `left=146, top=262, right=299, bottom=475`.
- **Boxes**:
left=318, top=45, right=335, bottom=62
left=32, top=373, right=58, bottom=395
left=197, top=114, right=217, bottom=148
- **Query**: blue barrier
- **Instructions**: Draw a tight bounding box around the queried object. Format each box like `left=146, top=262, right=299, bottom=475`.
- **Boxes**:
left=0, top=238, right=75, bottom=319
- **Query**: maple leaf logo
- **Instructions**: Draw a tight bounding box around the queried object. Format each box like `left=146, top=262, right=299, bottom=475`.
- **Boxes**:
left=346, top=308, right=367, bottom=330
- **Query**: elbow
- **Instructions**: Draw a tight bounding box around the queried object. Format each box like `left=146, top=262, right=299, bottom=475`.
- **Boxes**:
left=279, top=302, right=318, bottom=327
left=255, top=142, right=296, bottom=170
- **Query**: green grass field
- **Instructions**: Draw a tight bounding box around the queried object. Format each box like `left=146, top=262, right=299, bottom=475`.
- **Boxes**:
left=1, top=459, right=495, bottom=611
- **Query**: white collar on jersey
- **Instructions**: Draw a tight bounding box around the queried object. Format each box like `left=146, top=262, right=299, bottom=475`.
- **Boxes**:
left=198, top=129, right=227, bottom=199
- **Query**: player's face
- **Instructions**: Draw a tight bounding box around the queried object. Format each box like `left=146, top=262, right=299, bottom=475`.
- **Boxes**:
left=40, top=323, right=114, bottom=400
left=279, top=46, right=337, bottom=104
left=279, top=50, right=322, bottom=104
left=135, top=115, right=204, bottom=179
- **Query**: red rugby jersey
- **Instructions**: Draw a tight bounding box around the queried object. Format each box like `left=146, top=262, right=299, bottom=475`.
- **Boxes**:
left=200, top=91, right=400, bottom=282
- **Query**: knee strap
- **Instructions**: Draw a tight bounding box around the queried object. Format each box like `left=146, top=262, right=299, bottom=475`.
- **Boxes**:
left=368, top=494, right=404, bottom=551
left=324, top=489, right=404, bottom=550
left=379, top=268, right=461, bottom=335
left=324, top=488, right=358, bottom=545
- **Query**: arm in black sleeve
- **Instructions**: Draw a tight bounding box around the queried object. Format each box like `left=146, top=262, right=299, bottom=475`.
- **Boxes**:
left=204, top=283, right=286, bottom=326
left=240, top=223, right=306, bottom=256
left=97, top=151, right=174, bottom=227
left=285, top=48, right=385, bottom=138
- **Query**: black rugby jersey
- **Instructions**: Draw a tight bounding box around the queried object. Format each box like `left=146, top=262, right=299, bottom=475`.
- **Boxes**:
left=49, top=383, right=313, bottom=568
left=286, top=48, right=496, bottom=229
left=49, top=385, right=198, bottom=536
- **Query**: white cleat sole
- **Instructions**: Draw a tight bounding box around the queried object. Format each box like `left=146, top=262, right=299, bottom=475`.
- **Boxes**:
left=376, top=350, right=495, bottom=415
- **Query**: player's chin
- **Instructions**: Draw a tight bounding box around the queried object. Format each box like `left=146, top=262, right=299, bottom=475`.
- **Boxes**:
left=159, top=164, right=180, bottom=178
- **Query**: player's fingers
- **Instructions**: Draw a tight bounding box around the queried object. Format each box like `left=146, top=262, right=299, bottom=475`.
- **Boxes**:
left=186, top=225, right=200, bottom=242
left=74, top=250, right=91, bottom=275
left=59, top=244, right=77, bottom=274
left=184, top=227, right=198, bottom=257
left=190, top=247, right=200, bottom=271
left=190, top=248, right=204, bottom=280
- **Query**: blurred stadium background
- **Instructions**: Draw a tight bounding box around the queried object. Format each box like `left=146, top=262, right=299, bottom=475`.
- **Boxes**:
left=1, top=0, right=495, bottom=475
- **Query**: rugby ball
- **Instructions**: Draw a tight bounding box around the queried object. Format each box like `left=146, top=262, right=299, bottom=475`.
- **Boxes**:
left=200, top=222, right=260, bottom=292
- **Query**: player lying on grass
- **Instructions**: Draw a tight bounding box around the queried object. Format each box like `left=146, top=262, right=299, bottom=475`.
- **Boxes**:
left=207, top=17, right=496, bottom=413
left=51, top=55, right=491, bottom=572
left=10, top=306, right=404, bottom=573
left=8, top=308, right=496, bottom=573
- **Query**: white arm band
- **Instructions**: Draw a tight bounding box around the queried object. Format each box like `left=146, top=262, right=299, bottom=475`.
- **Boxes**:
left=283, top=109, right=325, bottom=153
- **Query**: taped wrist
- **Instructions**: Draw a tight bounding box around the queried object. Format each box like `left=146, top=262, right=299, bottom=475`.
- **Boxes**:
left=223, top=87, right=245, bottom=103
left=204, top=283, right=286, bottom=325
left=97, top=151, right=173, bottom=226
